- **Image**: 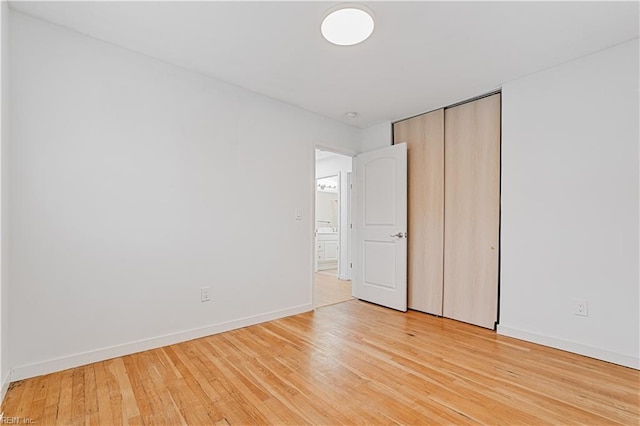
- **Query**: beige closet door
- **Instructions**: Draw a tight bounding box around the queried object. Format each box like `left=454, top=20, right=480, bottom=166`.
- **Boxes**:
left=393, top=110, right=444, bottom=315
left=443, top=94, right=500, bottom=329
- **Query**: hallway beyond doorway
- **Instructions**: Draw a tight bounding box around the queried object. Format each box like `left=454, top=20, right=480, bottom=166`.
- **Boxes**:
left=313, top=270, right=352, bottom=308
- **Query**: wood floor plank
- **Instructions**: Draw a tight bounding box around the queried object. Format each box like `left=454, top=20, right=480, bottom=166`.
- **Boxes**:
left=142, top=350, right=187, bottom=425
left=108, top=357, right=141, bottom=425
left=123, top=354, right=157, bottom=425
left=161, top=345, right=222, bottom=425
left=69, top=366, right=85, bottom=425
left=54, top=369, right=74, bottom=424
left=102, top=359, right=124, bottom=425
left=13, top=376, right=40, bottom=422
left=197, top=338, right=293, bottom=424
left=2, top=300, right=639, bottom=425
left=93, top=362, right=115, bottom=426
left=27, top=374, right=50, bottom=424
left=83, top=365, right=98, bottom=418
left=41, top=372, right=63, bottom=425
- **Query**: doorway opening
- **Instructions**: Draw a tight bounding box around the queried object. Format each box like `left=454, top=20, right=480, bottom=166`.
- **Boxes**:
left=313, top=148, right=354, bottom=308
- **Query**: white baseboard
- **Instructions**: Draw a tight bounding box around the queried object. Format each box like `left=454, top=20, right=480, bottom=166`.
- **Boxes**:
left=10, top=303, right=312, bottom=382
left=497, top=325, right=639, bottom=370
left=1, top=370, right=10, bottom=403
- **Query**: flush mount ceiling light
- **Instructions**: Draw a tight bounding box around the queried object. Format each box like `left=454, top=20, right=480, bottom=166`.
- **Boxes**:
left=321, top=5, right=375, bottom=46
left=345, top=112, right=359, bottom=118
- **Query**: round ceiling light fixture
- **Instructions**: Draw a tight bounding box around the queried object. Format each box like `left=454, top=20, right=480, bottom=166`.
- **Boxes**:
left=321, top=5, right=375, bottom=46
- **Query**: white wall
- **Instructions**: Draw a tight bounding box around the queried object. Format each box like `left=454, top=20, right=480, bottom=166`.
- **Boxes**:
left=316, top=152, right=352, bottom=280
left=499, top=38, right=639, bottom=369
left=358, top=121, right=392, bottom=153
left=0, top=0, right=9, bottom=399
left=316, top=153, right=352, bottom=179
left=8, top=12, right=359, bottom=380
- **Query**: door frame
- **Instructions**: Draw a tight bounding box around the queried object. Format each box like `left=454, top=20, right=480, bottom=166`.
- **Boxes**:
left=312, top=145, right=355, bottom=308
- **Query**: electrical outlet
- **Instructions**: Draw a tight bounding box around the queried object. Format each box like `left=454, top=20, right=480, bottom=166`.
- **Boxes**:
left=201, top=287, right=211, bottom=302
left=573, top=299, right=588, bottom=316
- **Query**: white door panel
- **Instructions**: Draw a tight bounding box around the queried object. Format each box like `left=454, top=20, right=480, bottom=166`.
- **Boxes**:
left=364, top=157, right=397, bottom=225
left=354, top=143, right=407, bottom=312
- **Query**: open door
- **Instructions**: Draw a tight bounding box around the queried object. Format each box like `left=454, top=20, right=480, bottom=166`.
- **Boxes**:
left=353, top=143, right=407, bottom=312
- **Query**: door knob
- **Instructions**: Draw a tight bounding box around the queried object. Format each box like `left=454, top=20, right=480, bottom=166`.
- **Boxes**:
left=390, top=232, right=406, bottom=238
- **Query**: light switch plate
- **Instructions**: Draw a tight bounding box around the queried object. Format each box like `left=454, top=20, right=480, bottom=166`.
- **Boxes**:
left=201, top=287, right=211, bottom=302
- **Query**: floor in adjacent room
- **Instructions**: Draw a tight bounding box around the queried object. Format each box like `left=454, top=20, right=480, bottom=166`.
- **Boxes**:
left=313, top=268, right=353, bottom=308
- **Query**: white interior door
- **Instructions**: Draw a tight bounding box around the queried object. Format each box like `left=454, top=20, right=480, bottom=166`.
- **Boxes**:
left=354, top=143, right=407, bottom=312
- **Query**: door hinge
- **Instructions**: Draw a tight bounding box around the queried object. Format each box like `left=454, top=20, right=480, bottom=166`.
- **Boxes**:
left=350, top=263, right=352, bottom=268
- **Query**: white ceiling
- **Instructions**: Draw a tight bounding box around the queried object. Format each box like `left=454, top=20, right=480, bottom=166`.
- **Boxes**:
left=10, top=1, right=639, bottom=128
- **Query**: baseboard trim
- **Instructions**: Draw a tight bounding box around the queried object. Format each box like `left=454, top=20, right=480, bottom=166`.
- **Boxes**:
left=497, top=325, right=639, bottom=370
left=1, top=370, right=10, bottom=403
left=11, top=303, right=313, bottom=382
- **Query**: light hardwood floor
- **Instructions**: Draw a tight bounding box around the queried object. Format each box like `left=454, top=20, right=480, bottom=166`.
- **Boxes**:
left=2, top=300, right=638, bottom=425
left=313, top=270, right=353, bottom=308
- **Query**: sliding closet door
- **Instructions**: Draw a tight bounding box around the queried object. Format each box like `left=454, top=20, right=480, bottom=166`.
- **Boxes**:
left=443, top=94, right=500, bottom=329
left=393, top=109, right=444, bottom=315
